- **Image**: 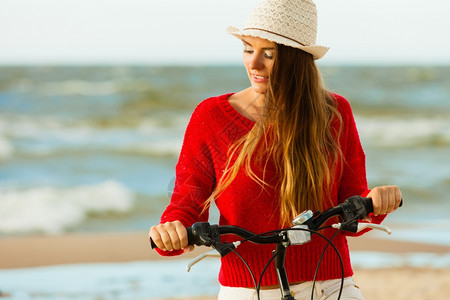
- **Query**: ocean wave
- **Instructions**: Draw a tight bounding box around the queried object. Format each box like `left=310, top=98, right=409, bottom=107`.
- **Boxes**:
left=16, top=78, right=135, bottom=97
left=1, top=112, right=448, bottom=163
left=14, top=77, right=180, bottom=99
left=356, top=115, right=450, bottom=147
left=0, top=181, right=135, bottom=234
left=0, top=135, right=13, bottom=160
left=0, top=113, right=185, bottom=158
left=39, top=80, right=118, bottom=96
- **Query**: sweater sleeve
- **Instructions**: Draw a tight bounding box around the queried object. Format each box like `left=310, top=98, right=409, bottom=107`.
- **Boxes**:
left=156, top=101, right=216, bottom=256
left=334, top=95, right=386, bottom=236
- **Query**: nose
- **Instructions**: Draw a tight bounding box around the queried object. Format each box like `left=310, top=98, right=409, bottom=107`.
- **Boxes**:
left=249, top=52, right=264, bottom=70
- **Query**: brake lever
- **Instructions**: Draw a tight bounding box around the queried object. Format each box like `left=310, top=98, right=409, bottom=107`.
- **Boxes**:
left=186, top=249, right=221, bottom=272
left=357, top=223, right=392, bottom=235
left=186, top=241, right=242, bottom=272
left=332, top=223, right=392, bottom=235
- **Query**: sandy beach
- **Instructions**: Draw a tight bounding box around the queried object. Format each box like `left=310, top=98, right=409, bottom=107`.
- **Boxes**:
left=1, top=231, right=449, bottom=299
left=1, top=231, right=449, bottom=268
left=153, top=266, right=450, bottom=300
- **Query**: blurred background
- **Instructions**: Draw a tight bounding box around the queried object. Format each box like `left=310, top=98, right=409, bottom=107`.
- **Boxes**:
left=0, top=0, right=449, bottom=299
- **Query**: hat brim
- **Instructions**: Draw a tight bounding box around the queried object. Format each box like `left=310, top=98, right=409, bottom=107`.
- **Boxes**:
left=227, top=26, right=328, bottom=60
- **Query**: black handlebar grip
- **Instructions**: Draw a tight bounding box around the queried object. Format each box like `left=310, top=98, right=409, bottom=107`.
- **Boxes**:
left=360, top=196, right=403, bottom=216
left=149, top=226, right=194, bottom=249
left=150, top=238, right=157, bottom=249
left=186, top=226, right=194, bottom=245
left=360, top=197, right=374, bottom=215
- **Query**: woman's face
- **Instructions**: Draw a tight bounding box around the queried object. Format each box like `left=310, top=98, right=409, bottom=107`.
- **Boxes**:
left=241, top=36, right=276, bottom=95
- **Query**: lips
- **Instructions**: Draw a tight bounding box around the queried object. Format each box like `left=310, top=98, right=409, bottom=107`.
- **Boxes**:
left=252, top=73, right=269, bottom=83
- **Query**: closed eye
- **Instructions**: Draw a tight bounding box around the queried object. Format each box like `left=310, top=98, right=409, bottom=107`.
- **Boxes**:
left=264, top=51, right=274, bottom=59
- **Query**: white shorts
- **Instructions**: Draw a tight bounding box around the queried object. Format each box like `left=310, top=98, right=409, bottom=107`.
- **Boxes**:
left=218, top=276, right=364, bottom=300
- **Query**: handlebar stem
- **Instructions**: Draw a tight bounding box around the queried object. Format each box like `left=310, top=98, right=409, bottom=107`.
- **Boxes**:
left=274, top=244, right=295, bottom=300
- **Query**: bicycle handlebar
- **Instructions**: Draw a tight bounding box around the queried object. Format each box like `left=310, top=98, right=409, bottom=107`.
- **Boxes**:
left=150, top=196, right=399, bottom=249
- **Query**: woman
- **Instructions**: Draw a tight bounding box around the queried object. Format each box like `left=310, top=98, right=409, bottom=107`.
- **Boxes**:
left=149, top=0, right=402, bottom=299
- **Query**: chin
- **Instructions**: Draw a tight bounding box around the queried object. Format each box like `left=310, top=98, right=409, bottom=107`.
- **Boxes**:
left=251, top=84, right=268, bottom=95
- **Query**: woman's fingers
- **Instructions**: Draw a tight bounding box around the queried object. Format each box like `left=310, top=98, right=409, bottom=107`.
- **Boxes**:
left=386, top=188, right=397, bottom=213
left=149, top=225, right=164, bottom=250
left=395, top=187, right=403, bottom=209
left=149, top=220, right=188, bottom=251
left=150, top=224, right=172, bottom=251
left=175, top=222, right=189, bottom=249
left=368, top=185, right=402, bottom=216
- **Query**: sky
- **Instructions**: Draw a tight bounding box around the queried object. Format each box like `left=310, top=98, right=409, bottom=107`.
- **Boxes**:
left=0, top=0, right=449, bottom=65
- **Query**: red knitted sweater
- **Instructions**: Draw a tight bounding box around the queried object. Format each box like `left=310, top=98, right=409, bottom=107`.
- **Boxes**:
left=158, top=93, right=385, bottom=287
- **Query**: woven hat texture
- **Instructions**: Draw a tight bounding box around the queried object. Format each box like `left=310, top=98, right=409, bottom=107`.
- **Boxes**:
left=227, top=0, right=328, bottom=60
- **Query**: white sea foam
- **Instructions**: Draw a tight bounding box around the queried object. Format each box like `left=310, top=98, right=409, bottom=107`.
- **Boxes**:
left=37, top=77, right=155, bottom=96
left=356, top=115, right=450, bottom=147
left=15, top=76, right=159, bottom=96
left=40, top=80, right=119, bottom=96
left=369, top=224, right=450, bottom=247
left=0, top=135, right=13, bottom=160
left=0, top=113, right=185, bottom=158
left=350, top=252, right=450, bottom=269
left=2, top=112, right=448, bottom=162
left=0, top=114, right=67, bottom=139
left=136, top=114, right=190, bottom=133
left=0, top=181, right=134, bottom=234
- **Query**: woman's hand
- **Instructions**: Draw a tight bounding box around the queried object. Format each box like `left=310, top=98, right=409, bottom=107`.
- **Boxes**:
left=149, top=220, right=194, bottom=253
left=367, top=185, right=402, bottom=216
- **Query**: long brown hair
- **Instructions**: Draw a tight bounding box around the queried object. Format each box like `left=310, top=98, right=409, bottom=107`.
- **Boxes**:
left=206, top=44, right=343, bottom=227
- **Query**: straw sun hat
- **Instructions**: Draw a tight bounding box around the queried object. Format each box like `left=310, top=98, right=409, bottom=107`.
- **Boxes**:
left=227, top=0, right=328, bottom=60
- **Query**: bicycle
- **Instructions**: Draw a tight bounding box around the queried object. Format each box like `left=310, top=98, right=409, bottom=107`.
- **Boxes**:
left=151, top=196, right=400, bottom=300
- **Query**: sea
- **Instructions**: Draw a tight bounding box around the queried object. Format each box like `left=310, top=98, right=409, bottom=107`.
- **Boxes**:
left=0, top=65, right=449, bottom=299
